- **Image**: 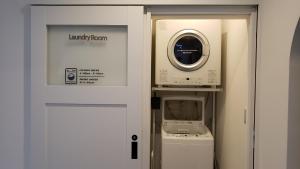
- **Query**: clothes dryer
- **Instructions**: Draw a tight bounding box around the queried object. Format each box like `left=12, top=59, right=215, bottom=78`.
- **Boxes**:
left=155, top=19, right=221, bottom=86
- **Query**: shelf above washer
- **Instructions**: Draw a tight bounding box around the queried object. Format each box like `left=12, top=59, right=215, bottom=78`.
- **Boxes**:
left=152, top=86, right=223, bottom=92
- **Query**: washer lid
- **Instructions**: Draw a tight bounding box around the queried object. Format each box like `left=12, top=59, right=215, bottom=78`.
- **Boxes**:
left=167, top=29, right=210, bottom=71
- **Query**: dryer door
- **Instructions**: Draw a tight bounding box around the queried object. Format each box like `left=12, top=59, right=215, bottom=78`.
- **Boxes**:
left=167, top=30, right=210, bottom=71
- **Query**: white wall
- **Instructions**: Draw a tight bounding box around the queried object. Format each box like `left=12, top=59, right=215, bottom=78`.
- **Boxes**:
left=26, top=0, right=258, bottom=5
left=256, top=0, right=300, bottom=169
left=216, top=19, right=249, bottom=169
left=0, top=1, right=26, bottom=169
left=2, top=1, right=300, bottom=169
left=287, top=20, right=300, bottom=169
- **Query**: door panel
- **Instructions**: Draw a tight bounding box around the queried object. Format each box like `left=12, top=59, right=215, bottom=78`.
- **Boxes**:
left=47, top=25, right=128, bottom=86
left=46, top=104, right=126, bottom=169
left=31, top=6, right=143, bottom=169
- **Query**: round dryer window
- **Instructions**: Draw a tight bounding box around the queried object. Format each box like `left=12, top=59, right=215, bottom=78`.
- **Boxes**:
left=167, top=29, right=210, bottom=71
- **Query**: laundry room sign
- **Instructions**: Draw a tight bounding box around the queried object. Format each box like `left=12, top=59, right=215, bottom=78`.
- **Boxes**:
left=68, top=33, right=108, bottom=41
left=47, top=25, right=128, bottom=86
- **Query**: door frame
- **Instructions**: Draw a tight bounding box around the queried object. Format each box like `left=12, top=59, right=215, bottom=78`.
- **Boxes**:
left=142, top=5, right=258, bottom=169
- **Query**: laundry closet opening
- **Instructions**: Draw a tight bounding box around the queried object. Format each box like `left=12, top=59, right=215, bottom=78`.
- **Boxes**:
left=145, top=7, right=257, bottom=169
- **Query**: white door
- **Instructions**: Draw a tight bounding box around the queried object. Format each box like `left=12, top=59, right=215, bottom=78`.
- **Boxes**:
left=31, top=6, right=144, bottom=169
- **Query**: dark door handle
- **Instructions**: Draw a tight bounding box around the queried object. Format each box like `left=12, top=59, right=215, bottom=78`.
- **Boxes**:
left=131, top=135, right=138, bottom=159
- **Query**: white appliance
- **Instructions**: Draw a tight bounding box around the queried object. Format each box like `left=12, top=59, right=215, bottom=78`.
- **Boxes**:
left=161, top=127, right=214, bottom=169
left=161, top=96, right=206, bottom=134
left=155, top=19, right=221, bottom=86
left=161, top=96, right=214, bottom=169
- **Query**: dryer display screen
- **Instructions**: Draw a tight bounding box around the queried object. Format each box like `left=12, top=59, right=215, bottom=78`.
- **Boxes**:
left=167, top=29, right=210, bottom=72
left=174, top=36, right=203, bottom=65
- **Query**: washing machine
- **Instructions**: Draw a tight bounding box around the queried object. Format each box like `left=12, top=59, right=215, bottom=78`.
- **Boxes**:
left=161, top=126, right=214, bottom=169
left=161, top=96, right=207, bottom=134
left=160, top=95, right=214, bottom=169
left=155, top=19, right=221, bottom=86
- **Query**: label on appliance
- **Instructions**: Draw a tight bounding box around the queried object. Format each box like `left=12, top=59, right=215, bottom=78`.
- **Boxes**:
left=65, top=68, right=104, bottom=85
left=208, top=70, right=217, bottom=83
left=159, top=69, right=168, bottom=83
